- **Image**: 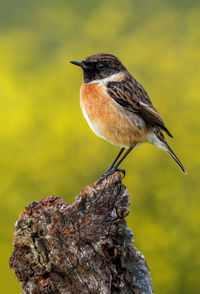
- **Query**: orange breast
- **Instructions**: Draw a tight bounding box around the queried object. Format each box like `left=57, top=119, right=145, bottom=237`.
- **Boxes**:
left=80, top=83, right=148, bottom=147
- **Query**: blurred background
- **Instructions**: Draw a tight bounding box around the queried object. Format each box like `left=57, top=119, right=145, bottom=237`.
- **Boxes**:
left=0, top=0, right=199, bottom=293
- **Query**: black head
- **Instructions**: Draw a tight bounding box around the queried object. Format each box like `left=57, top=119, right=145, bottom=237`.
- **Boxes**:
left=70, top=53, right=127, bottom=83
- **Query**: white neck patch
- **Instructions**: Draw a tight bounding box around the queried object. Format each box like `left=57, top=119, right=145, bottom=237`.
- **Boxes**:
left=87, top=72, right=124, bottom=85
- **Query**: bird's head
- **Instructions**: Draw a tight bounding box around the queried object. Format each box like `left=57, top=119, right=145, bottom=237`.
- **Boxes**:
left=70, top=53, right=127, bottom=83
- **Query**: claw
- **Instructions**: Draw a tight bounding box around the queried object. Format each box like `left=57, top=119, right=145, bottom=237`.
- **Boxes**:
left=100, top=167, right=126, bottom=181
left=117, top=168, right=126, bottom=178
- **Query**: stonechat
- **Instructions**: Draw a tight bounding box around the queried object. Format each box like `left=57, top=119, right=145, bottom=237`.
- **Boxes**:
left=70, top=53, right=186, bottom=177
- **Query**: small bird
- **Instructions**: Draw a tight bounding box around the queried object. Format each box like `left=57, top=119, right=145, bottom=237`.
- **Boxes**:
left=70, top=53, right=186, bottom=177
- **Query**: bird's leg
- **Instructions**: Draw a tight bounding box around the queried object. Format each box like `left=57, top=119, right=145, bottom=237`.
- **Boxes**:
left=99, top=148, right=125, bottom=182
left=113, top=145, right=136, bottom=170
left=105, top=147, right=125, bottom=173
left=100, top=145, right=136, bottom=180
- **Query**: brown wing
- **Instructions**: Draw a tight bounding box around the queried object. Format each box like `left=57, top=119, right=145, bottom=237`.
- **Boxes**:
left=107, top=76, right=173, bottom=137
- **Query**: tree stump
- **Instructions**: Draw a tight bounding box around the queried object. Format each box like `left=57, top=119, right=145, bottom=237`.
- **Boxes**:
left=9, top=172, right=153, bottom=294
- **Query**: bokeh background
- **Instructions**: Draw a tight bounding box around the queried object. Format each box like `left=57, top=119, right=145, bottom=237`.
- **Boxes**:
left=0, top=0, right=199, bottom=293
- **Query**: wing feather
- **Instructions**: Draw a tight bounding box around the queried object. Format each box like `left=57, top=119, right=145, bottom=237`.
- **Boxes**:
left=107, top=76, right=173, bottom=137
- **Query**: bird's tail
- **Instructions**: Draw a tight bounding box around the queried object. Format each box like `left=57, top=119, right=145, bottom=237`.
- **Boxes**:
left=165, top=143, right=186, bottom=174
left=148, top=132, right=186, bottom=174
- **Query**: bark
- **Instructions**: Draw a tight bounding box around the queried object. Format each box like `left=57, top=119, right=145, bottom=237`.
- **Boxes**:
left=9, top=172, right=153, bottom=294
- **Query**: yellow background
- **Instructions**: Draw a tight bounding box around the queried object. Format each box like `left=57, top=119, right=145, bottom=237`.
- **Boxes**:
left=0, top=0, right=199, bottom=293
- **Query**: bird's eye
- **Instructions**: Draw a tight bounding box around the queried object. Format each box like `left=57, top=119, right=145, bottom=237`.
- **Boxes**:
left=96, top=63, right=104, bottom=69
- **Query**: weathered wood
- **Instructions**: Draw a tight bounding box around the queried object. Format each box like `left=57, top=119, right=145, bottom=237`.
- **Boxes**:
left=9, top=172, right=153, bottom=294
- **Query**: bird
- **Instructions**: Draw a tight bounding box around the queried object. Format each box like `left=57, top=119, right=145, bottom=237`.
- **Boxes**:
left=70, top=53, right=186, bottom=178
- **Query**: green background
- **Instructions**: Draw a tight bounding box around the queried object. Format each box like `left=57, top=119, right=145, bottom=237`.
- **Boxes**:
left=0, top=0, right=199, bottom=293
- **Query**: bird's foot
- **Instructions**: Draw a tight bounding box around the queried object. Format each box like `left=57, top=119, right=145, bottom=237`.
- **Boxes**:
left=104, top=167, right=126, bottom=179
left=96, top=167, right=126, bottom=185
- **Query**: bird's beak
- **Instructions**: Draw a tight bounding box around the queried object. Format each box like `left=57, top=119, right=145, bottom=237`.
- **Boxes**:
left=70, top=61, right=85, bottom=68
